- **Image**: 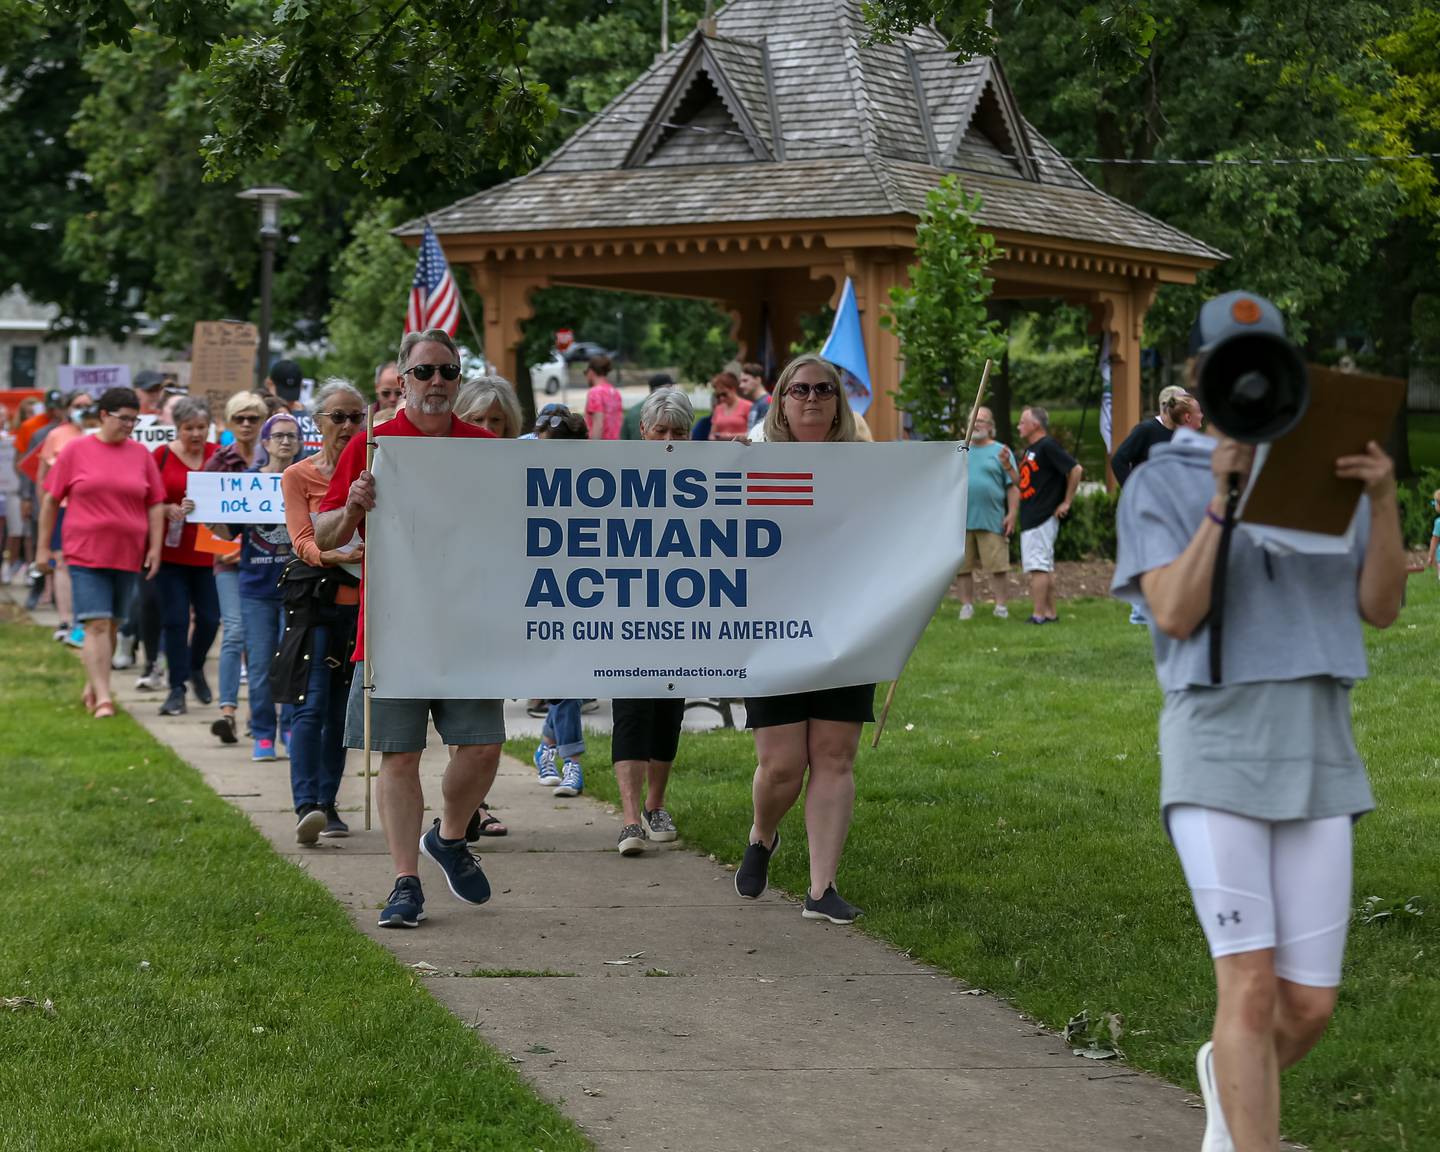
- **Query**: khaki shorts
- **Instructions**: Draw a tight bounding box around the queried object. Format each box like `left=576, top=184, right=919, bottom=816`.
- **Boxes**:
left=958, top=530, right=1010, bottom=575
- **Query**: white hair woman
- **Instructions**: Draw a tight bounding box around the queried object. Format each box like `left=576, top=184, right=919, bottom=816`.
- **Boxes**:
left=613, top=388, right=694, bottom=856
left=455, top=375, right=523, bottom=438
left=276, top=379, right=366, bottom=841
left=734, top=355, right=869, bottom=924
left=206, top=390, right=270, bottom=744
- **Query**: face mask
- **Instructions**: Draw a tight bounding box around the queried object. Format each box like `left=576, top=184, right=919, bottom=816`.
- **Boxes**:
left=69, top=409, right=86, bottom=426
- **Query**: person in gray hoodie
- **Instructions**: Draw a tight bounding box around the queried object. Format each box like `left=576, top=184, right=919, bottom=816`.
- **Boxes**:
left=1113, top=425, right=1404, bottom=1152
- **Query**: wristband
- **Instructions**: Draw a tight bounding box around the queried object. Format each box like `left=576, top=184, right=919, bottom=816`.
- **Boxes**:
left=1206, top=507, right=1227, bottom=526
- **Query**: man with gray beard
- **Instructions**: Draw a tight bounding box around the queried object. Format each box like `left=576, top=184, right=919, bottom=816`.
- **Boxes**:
left=314, top=328, right=502, bottom=929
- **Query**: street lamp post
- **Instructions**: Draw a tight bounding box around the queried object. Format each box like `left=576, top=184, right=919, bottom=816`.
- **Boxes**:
left=237, top=186, right=302, bottom=389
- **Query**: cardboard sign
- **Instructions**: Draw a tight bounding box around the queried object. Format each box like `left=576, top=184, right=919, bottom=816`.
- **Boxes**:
left=58, top=365, right=131, bottom=393
left=191, top=321, right=259, bottom=419
left=185, top=471, right=286, bottom=524
left=1240, top=366, right=1406, bottom=538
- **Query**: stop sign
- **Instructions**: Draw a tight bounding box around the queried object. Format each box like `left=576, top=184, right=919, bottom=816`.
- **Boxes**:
left=555, top=329, right=575, bottom=352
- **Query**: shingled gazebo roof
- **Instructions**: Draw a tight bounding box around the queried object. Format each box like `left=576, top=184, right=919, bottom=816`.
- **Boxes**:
left=409, top=0, right=1221, bottom=267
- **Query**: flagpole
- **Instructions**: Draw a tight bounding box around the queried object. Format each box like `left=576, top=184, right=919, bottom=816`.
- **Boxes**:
left=872, top=359, right=993, bottom=751
left=424, top=215, right=487, bottom=365
left=362, top=406, right=376, bottom=831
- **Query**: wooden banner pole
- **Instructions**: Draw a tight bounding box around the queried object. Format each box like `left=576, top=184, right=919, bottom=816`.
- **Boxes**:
left=871, top=358, right=993, bottom=751
left=362, top=407, right=376, bottom=831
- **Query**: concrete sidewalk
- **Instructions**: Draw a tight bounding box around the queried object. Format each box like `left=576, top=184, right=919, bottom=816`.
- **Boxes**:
left=16, top=596, right=1213, bottom=1152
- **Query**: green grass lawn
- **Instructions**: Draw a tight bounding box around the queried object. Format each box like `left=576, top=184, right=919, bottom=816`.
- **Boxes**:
left=512, top=576, right=1440, bottom=1152
left=0, top=620, right=587, bottom=1152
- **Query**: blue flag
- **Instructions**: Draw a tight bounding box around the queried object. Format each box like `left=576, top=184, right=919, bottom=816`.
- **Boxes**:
left=820, top=277, right=872, bottom=416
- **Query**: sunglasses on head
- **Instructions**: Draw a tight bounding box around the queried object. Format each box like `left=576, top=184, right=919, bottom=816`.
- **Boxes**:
left=535, top=413, right=571, bottom=430
left=401, top=362, right=461, bottom=382
left=787, top=381, right=838, bottom=400
left=323, top=411, right=365, bottom=425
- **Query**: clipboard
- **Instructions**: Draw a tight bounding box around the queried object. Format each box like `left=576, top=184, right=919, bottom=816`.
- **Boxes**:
left=1238, top=366, right=1405, bottom=537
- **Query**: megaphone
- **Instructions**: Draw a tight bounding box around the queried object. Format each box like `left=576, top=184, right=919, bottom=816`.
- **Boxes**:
left=1193, top=291, right=1308, bottom=443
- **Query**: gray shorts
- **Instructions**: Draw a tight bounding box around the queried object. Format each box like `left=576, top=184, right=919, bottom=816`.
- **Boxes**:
left=343, top=672, right=506, bottom=753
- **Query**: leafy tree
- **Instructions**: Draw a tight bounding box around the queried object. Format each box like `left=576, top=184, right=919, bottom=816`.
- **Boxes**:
left=882, top=178, right=1007, bottom=440
left=38, top=0, right=553, bottom=184
left=323, top=199, right=415, bottom=391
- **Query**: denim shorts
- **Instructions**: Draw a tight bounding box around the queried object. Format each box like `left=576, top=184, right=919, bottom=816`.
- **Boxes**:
left=343, top=672, right=505, bottom=753
left=70, top=565, right=141, bottom=623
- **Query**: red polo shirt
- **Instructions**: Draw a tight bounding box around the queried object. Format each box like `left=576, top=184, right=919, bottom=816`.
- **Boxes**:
left=319, top=409, right=494, bottom=661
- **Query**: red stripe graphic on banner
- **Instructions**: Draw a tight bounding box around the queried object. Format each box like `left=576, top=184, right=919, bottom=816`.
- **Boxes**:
left=746, top=472, right=813, bottom=480
left=747, top=485, right=814, bottom=493
left=746, top=498, right=814, bottom=506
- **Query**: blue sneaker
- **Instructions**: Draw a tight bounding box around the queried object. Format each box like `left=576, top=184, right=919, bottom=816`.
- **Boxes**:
left=252, top=738, right=277, bottom=762
left=419, top=819, right=492, bottom=905
left=534, top=743, right=561, bottom=787
left=378, top=875, right=426, bottom=928
left=552, top=759, right=583, bottom=797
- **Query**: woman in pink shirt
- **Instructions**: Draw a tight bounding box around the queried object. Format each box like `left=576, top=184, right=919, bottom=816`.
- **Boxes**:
left=37, top=387, right=165, bottom=718
left=583, top=354, right=623, bottom=440
left=707, top=371, right=753, bottom=441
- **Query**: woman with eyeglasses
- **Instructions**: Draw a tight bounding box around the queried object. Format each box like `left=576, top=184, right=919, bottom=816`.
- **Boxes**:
left=36, top=387, right=165, bottom=719
left=205, top=392, right=270, bottom=745
left=734, top=354, right=871, bottom=925
left=153, top=397, right=220, bottom=717
left=277, top=380, right=367, bottom=841
left=209, top=413, right=301, bottom=762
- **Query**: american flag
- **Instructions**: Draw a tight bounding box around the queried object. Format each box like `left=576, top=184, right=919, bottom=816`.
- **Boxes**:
left=406, top=223, right=459, bottom=336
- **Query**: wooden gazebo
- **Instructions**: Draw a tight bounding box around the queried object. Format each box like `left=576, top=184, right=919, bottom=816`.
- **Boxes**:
left=403, top=0, right=1222, bottom=445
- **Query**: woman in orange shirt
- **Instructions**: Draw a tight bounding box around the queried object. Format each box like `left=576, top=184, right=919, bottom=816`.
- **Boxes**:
left=277, top=379, right=366, bottom=842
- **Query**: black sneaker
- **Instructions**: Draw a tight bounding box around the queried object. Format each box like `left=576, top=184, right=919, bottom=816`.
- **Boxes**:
left=802, top=885, right=862, bottom=925
left=158, top=687, right=187, bottom=716
left=378, top=876, right=426, bottom=928
left=210, top=715, right=238, bottom=745
left=190, top=670, right=213, bottom=705
left=320, top=805, right=349, bottom=838
left=295, top=805, right=326, bottom=846
left=617, top=823, right=647, bottom=856
left=419, top=818, right=491, bottom=905
left=735, top=832, right=779, bottom=899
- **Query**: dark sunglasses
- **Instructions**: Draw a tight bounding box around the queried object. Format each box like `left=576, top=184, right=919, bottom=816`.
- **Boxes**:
left=377, top=388, right=403, bottom=400
left=787, top=381, right=838, bottom=400
left=401, top=362, right=461, bottom=382
left=231, top=414, right=262, bottom=425
left=535, top=413, right=570, bottom=430
left=322, top=411, right=365, bottom=425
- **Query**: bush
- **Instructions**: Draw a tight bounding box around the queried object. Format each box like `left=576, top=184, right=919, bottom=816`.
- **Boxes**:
left=1397, top=469, right=1440, bottom=549
left=1007, top=352, right=1095, bottom=409
left=1055, top=489, right=1119, bottom=561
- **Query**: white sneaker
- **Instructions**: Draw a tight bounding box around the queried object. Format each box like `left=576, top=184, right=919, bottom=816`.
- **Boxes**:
left=1196, top=1041, right=1236, bottom=1152
left=112, top=633, right=137, bottom=670
left=993, top=605, right=1009, bottom=618
left=958, top=603, right=975, bottom=620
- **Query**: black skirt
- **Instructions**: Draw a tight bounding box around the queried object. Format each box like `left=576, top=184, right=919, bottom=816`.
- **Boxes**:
left=744, top=684, right=877, bottom=729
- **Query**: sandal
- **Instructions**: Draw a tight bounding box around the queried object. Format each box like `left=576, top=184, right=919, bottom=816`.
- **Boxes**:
left=82, top=686, right=97, bottom=713
left=93, top=700, right=116, bottom=719
left=464, top=807, right=508, bottom=841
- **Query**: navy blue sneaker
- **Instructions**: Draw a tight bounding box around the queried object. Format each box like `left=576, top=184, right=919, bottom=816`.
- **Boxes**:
left=735, top=831, right=779, bottom=899
left=419, top=819, right=492, bottom=905
left=379, top=876, right=425, bottom=928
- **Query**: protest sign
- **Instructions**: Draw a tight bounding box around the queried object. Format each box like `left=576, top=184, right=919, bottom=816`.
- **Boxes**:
left=129, top=414, right=176, bottom=448
left=185, top=471, right=287, bottom=524
left=191, top=321, right=259, bottom=418
left=58, top=365, right=131, bottom=393
left=367, top=440, right=967, bottom=699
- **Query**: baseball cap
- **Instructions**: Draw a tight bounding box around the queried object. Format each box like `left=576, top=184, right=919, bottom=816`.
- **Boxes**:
left=44, top=389, right=64, bottom=409
left=134, top=370, right=165, bottom=393
left=269, top=359, right=304, bottom=403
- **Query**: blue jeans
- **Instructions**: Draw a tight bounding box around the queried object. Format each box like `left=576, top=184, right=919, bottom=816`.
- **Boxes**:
left=157, top=563, right=220, bottom=691
left=216, top=565, right=243, bottom=709
left=542, top=699, right=584, bottom=758
left=239, top=595, right=290, bottom=743
left=289, top=622, right=352, bottom=810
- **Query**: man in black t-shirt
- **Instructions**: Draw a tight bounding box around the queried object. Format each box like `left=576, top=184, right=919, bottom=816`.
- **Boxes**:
left=1016, top=405, right=1082, bottom=623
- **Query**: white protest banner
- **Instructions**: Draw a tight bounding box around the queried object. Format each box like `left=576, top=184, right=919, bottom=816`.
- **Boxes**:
left=58, top=364, right=131, bottom=393
left=185, top=471, right=287, bottom=524
left=129, top=414, right=176, bottom=448
left=368, top=441, right=967, bottom=699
